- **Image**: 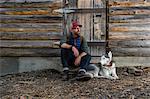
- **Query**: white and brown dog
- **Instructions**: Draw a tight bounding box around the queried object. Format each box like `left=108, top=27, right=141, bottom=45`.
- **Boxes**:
left=87, top=51, right=119, bottom=80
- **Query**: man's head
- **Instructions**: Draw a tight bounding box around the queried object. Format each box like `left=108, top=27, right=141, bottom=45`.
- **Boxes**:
left=71, top=21, right=82, bottom=36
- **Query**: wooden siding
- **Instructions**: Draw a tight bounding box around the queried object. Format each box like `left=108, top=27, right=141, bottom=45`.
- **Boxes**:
left=0, top=0, right=62, bottom=56
left=0, top=0, right=106, bottom=57
left=109, top=0, right=150, bottom=57
left=1, top=0, right=150, bottom=58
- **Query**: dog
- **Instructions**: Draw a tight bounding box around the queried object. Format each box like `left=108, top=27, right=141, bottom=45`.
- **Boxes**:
left=86, top=51, right=119, bottom=80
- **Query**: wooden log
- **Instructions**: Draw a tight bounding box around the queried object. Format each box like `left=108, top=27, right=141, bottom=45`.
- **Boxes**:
left=0, top=8, right=50, bottom=12
left=110, top=14, right=150, bottom=20
left=0, top=8, right=62, bottom=16
left=109, top=31, right=150, bottom=35
left=0, top=0, right=52, bottom=3
left=110, top=26, right=150, bottom=32
left=111, top=48, right=150, bottom=57
left=0, top=23, right=62, bottom=28
left=109, top=1, right=150, bottom=7
left=0, top=19, right=62, bottom=23
left=0, top=32, right=62, bottom=40
left=1, top=9, right=52, bottom=15
left=109, top=40, right=150, bottom=48
left=109, top=32, right=150, bottom=40
left=109, top=35, right=150, bottom=40
left=110, top=23, right=150, bottom=27
left=109, top=9, right=150, bottom=16
left=0, top=14, right=62, bottom=18
left=0, top=15, right=62, bottom=23
left=0, top=40, right=60, bottom=48
left=110, top=18, right=150, bottom=24
left=110, top=6, right=150, bottom=11
left=0, top=27, right=61, bottom=33
left=0, top=48, right=60, bottom=57
left=0, top=1, right=62, bottom=8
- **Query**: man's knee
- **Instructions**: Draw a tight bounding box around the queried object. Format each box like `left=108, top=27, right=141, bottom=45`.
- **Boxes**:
left=83, top=54, right=91, bottom=61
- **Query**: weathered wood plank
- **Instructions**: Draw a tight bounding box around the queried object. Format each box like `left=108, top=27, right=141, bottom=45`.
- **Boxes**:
left=0, top=9, right=52, bottom=15
left=0, top=9, right=62, bottom=16
left=110, top=26, right=150, bottom=32
left=111, top=48, right=150, bottom=57
left=110, top=18, right=150, bottom=24
left=109, top=40, right=150, bottom=48
left=109, top=31, right=150, bottom=40
left=0, top=8, right=49, bottom=12
left=0, top=28, right=61, bottom=33
left=110, top=23, right=150, bottom=27
left=109, top=32, right=150, bottom=40
left=109, top=32, right=150, bottom=35
left=0, top=32, right=62, bottom=40
left=109, top=35, right=150, bottom=40
left=110, top=14, right=150, bottom=20
left=0, top=15, right=62, bottom=19
left=0, top=19, right=62, bottom=24
left=110, top=6, right=150, bottom=10
left=0, top=48, right=60, bottom=57
left=0, top=15, right=62, bottom=23
left=0, top=40, right=60, bottom=48
left=109, top=1, right=150, bottom=7
left=0, top=23, right=62, bottom=28
left=0, top=0, right=53, bottom=3
left=0, top=9, right=62, bottom=17
left=0, top=1, right=61, bottom=8
left=109, top=9, right=150, bottom=15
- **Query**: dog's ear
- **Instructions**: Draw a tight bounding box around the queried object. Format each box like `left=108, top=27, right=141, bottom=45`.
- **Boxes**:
left=108, top=51, right=112, bottom=61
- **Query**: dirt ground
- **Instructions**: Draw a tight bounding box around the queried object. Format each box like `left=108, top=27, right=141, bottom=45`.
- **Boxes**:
left=0, top=67, right=150, bottom=99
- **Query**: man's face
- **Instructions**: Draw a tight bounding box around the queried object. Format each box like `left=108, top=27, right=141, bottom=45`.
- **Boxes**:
left=72, top=26, right=80, bottom=35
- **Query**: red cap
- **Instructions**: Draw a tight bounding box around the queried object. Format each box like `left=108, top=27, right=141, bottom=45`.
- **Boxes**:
left=72, top=21, right=82, bottom=29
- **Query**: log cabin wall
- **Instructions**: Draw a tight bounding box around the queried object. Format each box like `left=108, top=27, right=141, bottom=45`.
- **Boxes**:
left=0, top=0, right=150, bottom=76
left=109, top=0, right=150, bottom=57
left=0, top=0, right=62, bottom=57
left=0, top=0, right=63, bottom=76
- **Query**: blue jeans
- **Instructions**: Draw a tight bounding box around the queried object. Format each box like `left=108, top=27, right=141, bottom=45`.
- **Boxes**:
left=61, top=48, right=91, bottom=71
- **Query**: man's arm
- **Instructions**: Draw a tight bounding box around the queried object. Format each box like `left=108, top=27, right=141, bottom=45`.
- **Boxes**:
left=60, top=35, right=72, bottom=49
left=61, top=43, right=79, bottom=57
left=80, top=37, right=89, bottom=54
left=61, top=43, right=72, bottom=49
left=78, top=52, right=87, bottom=58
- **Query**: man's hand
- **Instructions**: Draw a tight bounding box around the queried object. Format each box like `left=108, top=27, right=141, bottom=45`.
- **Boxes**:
left=72, top=46, right=79, bottom=57
left=74, top=56, right=81, bottom=66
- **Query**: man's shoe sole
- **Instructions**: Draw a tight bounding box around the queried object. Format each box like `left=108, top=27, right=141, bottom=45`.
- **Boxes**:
left=76, top=76, right=91, bottom=81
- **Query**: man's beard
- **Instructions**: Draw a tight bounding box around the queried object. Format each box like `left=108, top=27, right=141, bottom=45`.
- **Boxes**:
left=74, top=32, right=80, bottom=36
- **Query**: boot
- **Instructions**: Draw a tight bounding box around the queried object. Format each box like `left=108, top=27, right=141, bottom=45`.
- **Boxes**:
left=76, top=71, right=91, bottom=81
left=62, top=70, right=69, bottom=81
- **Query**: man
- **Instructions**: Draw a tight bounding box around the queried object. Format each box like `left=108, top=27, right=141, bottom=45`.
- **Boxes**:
left=60, top=21, right=91, bottom=81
